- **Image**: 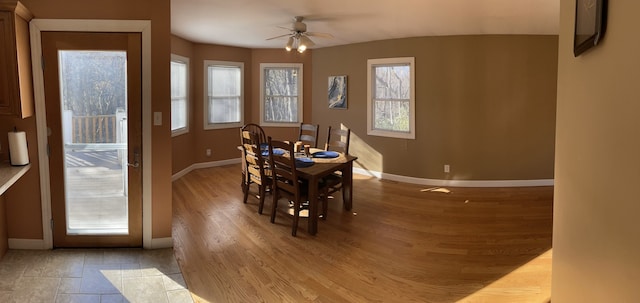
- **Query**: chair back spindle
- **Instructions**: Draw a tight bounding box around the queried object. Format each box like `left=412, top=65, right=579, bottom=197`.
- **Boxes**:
left=241, top=123, right=266, bottom=146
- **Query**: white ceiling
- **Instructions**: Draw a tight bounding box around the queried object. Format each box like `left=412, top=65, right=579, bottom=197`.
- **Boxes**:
left=171, top=0, right=559, bottom=50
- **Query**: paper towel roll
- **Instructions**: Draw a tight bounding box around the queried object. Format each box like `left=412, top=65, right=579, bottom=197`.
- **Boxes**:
left=8, top=131, right=29, bottom=166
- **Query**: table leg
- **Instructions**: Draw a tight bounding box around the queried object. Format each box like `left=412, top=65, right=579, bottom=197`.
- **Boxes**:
left=342, top=162, right=353, bottom=210
left=308, top=175, right=319, bottom=235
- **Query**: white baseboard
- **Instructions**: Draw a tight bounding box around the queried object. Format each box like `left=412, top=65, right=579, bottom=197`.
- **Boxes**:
left=352, top=167, right=554, bottom=187
left=172, top=158, right=553, bottom=187
left=148, top=237, right=173, bottom=249
left=8, top=238, right=46, bottom=250
left=172, top=158, right=242, bottom=181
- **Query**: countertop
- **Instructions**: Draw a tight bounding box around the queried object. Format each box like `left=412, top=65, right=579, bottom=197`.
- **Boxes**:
left=0, top=162, right=30, bottom=196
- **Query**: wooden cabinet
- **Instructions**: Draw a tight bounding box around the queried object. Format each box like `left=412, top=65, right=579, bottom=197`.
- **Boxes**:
left=0, top=0, right=33, bottom=118
left=0, top=194, right=6, bottom=258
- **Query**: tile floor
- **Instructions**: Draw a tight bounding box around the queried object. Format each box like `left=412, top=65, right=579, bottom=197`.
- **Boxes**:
left=0, top=248, right=194, bottom=303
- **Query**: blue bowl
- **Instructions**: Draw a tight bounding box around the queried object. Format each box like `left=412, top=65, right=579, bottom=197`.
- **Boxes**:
left=261, top=148, right=286, bottom=157
left=311, top=150, right=340, bottom=158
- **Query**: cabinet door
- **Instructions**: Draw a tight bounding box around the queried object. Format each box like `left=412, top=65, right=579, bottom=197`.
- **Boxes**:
left=0, top=11, right=17, bottom=116
left=0, top=9, right=33, bottom=118
left=13, top=10, right=33, bottom=118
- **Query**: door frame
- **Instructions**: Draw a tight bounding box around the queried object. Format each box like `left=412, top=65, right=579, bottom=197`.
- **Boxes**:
left=30, top=19, right=152, bottom=249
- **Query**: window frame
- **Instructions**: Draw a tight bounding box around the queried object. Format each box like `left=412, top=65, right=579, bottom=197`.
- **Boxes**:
left=366, top=57, right=416, bottom=139
left=203, top=60, right=245, bottom=130
left=259, top=63, right=304, bottom=127
left=170, top=54, right=189, bottom=136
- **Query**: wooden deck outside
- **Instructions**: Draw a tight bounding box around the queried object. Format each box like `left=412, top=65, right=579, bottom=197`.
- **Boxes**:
left=64, top=150, right=128, bottom=234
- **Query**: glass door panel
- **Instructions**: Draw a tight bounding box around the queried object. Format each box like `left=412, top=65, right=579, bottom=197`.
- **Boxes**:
left=59, top=50, right=129, bottom=235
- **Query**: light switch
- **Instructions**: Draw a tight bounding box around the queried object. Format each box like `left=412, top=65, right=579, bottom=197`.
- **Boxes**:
left=153, top=112, right=162, bottom=126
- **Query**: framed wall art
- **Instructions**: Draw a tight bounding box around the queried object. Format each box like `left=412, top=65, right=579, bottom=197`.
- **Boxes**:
left=328, top=75, right=347, bottom=109
left=573, top=0, right=607, bottom=56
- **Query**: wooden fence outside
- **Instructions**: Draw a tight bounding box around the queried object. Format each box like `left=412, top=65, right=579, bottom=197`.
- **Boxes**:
left=71, top=115, right=118, bottom=143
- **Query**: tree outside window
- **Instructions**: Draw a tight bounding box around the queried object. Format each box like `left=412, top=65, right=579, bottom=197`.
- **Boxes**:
left=260, top=63, right=303, bottom=127
left=60, top=51, right=126, bottom=117
left=367, top=57, right=415, bottom=139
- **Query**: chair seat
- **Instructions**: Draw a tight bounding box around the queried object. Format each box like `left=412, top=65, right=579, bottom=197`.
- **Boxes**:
left=275, top=177, right=326, bottom=198
left=323, top=173, right=342, bottom=188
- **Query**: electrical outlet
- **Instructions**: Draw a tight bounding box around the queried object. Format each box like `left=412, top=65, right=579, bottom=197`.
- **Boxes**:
left=444, top=164, right=450, bottom=173
left=206, top=149, right=211, bottom=157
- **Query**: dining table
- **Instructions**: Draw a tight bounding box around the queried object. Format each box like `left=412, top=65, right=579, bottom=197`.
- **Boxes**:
left=295, top=148, right=357, bottom=235
left=238, top=144, right=357, bottom=235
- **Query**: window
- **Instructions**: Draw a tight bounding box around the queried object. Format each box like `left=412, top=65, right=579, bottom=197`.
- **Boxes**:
left=260, top=63, right=303, bottom=127
left=204, top=60, right=244, bottom=129
left=170, top=54, right=189, bottom=135
left=367, top=57, right=415, bottom=139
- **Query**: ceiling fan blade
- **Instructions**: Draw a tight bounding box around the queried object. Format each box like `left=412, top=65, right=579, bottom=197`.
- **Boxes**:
left=266, top=33, right=291, bottom=41
left=277, top=26, right=293, bottom=31
left=306, top=32, right=334, bottom=39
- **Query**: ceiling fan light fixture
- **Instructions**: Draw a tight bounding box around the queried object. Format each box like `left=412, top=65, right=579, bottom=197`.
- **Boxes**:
left=285, top=36, right=294, bottom=51
left=271, top=16, right=330, bottom=53
left=297, top=35, right=314, bottom=53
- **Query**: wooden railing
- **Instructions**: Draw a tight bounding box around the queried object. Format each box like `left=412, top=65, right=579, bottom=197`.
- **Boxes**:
left=71, top=115, right=117, bottom=143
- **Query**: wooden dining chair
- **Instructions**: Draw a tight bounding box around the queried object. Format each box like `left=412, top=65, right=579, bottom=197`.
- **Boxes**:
left=322, top=126, right=351, bottom=219
left=298, top=123, right=319, bottom=148
left=325, top=125, right=351, bottom=155
left=239, top=123, right=267, bottom=193
left=241, top=131, right=271, bottom=214
left=267, top=137, right=327, bottom=236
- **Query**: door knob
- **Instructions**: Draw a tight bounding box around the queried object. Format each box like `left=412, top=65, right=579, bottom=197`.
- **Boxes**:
left=128, top=148, right=140, bottom=168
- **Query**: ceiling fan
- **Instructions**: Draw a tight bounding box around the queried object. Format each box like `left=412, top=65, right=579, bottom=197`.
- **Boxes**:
left=266, top=16, right=334, bottom=53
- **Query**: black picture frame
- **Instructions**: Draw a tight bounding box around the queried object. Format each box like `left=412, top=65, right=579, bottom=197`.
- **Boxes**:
left=573, top=0, right=607, bottom=57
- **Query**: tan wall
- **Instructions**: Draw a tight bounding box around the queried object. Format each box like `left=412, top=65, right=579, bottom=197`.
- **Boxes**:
left=169, top=45, right=313, bottom=174
left=191, top=43, right=252, bottom=164
left=175, top=36, right=556, bottom=181
left=552, top=1, right=640, bottom=302
left=312, top=35, right=558, bottom=180
left=7, top=0, right=174, bottom=240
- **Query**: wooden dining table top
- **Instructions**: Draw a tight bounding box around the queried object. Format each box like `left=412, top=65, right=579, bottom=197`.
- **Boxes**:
left=293, top=148, right=357, bottom=176
left=238, top=145, right=357, bottom=167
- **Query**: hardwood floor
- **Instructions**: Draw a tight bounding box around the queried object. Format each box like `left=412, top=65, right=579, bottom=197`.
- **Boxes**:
left=172, top=164, right=553, bottom=303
